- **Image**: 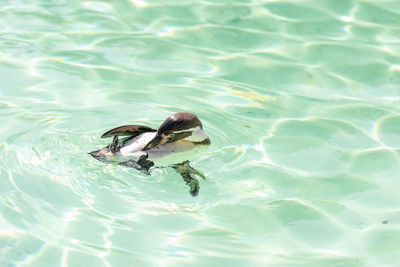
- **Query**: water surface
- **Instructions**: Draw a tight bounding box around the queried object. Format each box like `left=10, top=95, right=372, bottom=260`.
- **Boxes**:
left=1, top=0, right=400, bottom=266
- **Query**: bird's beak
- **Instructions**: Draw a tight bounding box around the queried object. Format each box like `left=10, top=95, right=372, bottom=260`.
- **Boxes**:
left=143, top=135, right=163, bottom=150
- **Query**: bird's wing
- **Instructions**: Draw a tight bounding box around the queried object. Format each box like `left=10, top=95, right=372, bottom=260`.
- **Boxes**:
left=101, top=125, right=156, bottom=138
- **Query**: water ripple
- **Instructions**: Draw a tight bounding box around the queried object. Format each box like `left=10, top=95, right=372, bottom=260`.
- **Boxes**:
left=1, top=0, right=400, bottom=266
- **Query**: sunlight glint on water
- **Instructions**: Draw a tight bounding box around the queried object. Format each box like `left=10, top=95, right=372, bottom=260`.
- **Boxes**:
left=1, top=0, right=400, bottom=266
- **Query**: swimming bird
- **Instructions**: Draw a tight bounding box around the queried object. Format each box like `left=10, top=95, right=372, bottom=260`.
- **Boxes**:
left=89, top=112, right=210, bottom=196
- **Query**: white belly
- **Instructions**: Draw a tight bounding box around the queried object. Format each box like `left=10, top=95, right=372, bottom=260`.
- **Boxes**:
left=118, top=132, right=157, bottom=156
left=147, top=140, right=207, bottom=166
left=116, top=133, right=207, bottom=166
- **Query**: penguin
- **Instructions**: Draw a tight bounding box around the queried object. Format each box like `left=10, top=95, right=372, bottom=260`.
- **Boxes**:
left=89, top=112, right=210, bottom=196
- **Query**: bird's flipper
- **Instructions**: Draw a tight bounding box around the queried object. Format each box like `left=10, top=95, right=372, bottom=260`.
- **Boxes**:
left=101, top=125, right=156, bottom=138
left=172, top=161, right=205, bottom=197
left=119, top=154, right=154, bottom=175
left=107, top=134, right=120, bottom=153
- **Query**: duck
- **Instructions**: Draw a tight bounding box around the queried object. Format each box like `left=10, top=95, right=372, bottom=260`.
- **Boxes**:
left=89, top=112, right=210, bottom=196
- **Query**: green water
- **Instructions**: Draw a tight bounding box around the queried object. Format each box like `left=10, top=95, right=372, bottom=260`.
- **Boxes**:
left=1, top=0, right=400, bottom=266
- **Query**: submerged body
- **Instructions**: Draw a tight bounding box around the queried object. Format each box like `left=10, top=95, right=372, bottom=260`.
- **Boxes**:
left=91, top=126, right=210, bottom=166
left=119, top=129, right=209, bottom=165
left=89, top=112, right=210, bottom=196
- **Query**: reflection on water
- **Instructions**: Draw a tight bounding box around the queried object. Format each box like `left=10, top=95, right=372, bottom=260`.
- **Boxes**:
left=1, top=0, right=400, bottom=266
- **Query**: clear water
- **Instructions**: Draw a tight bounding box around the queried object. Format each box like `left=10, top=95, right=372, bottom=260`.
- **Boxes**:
left=1, top=0, right=400, bottom=266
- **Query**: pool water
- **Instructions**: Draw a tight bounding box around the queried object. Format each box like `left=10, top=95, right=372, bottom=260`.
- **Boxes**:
left=1, top=0, right=400, bottom=266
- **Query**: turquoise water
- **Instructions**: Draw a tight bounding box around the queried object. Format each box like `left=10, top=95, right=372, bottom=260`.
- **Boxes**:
left=1, top=0, right=400, bottom=266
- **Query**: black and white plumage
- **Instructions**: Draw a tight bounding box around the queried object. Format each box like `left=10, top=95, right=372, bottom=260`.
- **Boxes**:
left=89, top=112, right=210, bottom=196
